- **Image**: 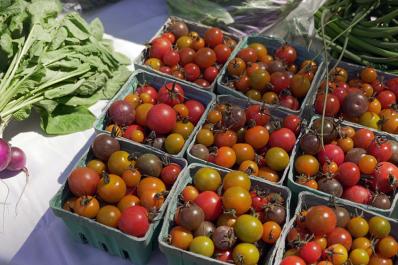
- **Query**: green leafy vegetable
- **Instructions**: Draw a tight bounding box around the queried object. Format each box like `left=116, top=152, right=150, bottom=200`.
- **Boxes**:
left=0, top=1, right=131, bottom=136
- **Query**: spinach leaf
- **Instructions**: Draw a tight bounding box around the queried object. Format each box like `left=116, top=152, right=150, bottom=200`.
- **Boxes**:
left=40, top=104, right=96, bottom=135
left=89, top=18, right=104, bottom=41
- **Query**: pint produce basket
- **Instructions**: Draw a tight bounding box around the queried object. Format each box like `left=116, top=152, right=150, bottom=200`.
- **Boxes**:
left=216, top=35, right=324, bottom=117
left=158, top=163, right=292, bottom=265
left=274, top=191, right=398, bottom=263
left=50, top=137, right=188, bottom=265
left=134, top=16, right=241, bottom=92
left=308, top=59, right=398, bottom=139
left=94, top=69, right=215, bottom=158
left=186, top=94, right=299, bottom=185
left=287, top=115, right=398, bottom=217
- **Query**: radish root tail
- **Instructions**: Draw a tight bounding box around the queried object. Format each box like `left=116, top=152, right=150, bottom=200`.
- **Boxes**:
left=15, top=167, right=29, bottom=216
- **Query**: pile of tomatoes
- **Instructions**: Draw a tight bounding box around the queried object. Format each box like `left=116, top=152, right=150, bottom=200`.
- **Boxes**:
left=223, top=42, right=318, bottom=111
left=168, top=167, right=287, bottom=264
left=104, top=81, right=205, bottom=155
left=143, top=19, right=237, bottom=89
left=281, top=204, right=398, bottom=265
left=190, top=101, right=301, bottom=183
left=64, top=134, right=182, bottom=238
left=314, top=66, right=398, bottom=134
left=294, top=117, right=398, bottom=209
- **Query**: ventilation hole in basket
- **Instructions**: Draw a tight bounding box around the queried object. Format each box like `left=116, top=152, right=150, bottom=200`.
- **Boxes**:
left=79, top=233, right=88, bottom=244
left=100, top=242, right=108, bottom=252
left=122, top=250, right=130, bottom=259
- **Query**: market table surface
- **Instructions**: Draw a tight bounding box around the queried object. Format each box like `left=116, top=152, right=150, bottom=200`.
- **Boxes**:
left=1, top=1, right=169, bottom=264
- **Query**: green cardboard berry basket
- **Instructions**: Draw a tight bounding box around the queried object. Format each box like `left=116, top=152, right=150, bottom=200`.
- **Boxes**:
left=274, top=191, right=398, bottom=263
left=134, top=16, right=241, bottom=92
left=49, top=136, right=188, bottom=265
left=158, top=163, right=292, bottom=265
left=186, top=94, right=303, bottom=186
left=94, top=69, right=215, bottom=158
left=216, top=35, right=325, bottom=117
left=308, top=59, right=398, bottom=139
left=287, top=115, right=398, bottom=218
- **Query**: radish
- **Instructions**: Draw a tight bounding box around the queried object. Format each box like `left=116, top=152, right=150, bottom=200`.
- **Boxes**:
left=0, top=139, right=11, bottom=171
left=0, top=138, right=28, bottom=220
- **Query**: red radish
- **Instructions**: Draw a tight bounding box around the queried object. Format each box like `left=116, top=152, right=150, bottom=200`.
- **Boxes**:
left=0, top=139, right=11, bottom=171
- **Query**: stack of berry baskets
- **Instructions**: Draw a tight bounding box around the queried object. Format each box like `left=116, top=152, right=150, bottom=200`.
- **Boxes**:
left=216, top=35, right=324, bottom=117
left=158, top=163, right=291, bottom=265
left=288, top=115, right=398, bottom=217
left=134, top=16, right=241, bottom=92
left=187, top=94, right=304, bottom=185
left=94, top=69, right=215, bottom=158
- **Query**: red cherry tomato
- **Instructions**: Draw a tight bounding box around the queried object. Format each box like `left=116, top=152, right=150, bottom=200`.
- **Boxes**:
left=118, top=206, right=149, bottom=237
left=146, top=103, right=177, bottom=134
left=158, top=82, right=185, bottom=107
left=245, top=104, right=270, bottom=126
left=150, top=37, right=172, bottom=59
left=275, top=44, right=297, bottom=64
left=185, top=100, right=205, bottom=125
left=299, top=241, right=322, bottom=264
left=269, top=128, right=296, bottom=152
left=367, top=138, right=393, bottom=162
left=204, top=66, right=219, bottom=83
left=327, top=227, right=352, bottom=250
left=184, top=63, right=201, bottom=81
left=68, top=167, right=100, bottom=197
left=163, top=50, right=180, bottom=67
left=280, top=256, right=306, bottom=265
left=342, top=185, right=372, bottom=204
left=137, top=85, right=158, bottom=100
left=371, top=162, right=398, bottom=193
left=214, top=44, right=231, bottom=64
left=336, top=162, right=360, bottom=187
left=161, top=163, right=182, bottom=187
left=283, top=115, right=301, bottom=135
left=194, top=191, right=223, bottom=221
left=317, top=144, right=344, bottom=165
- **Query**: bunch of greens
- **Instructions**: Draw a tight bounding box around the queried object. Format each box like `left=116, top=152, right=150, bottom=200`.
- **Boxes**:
left=314, top=0, right=398, bottom=73
left=0, top=0, right=131, bottom=135
left=167, top=0, right=301, bottom=35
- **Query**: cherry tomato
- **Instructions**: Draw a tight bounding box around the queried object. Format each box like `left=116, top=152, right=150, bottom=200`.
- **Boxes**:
left=189, top=236, right=215, bottom=257
left=367, top=138, right=392, bottom=162
left=353, top=128, right=375, bottom=149
left=194, top=191, right=222, bottom=221
left=249, top=69, right=270, bottom=90
left=135, top=103, right=154, bottom=127
left=262, top=221, right=281, bottom=244
left=222, top=187, right=252, bottom=215
left=360, top=67, right=378, bottom=83
left=96, top=205, right=121, bottom=228
left=290, top=75, right=311, bottom=98
left=170, top=226, right=193, bottom=250
left=117, top=195, right=140, bottom=212
left=265, top=147, right=289, bottom=171
left=244, top=126, right=269, bottom=149
left=349, top=248, right=369, bottom=265
left=269, top=128, right=296, bottom=152
left=337, top=137, right=354, bottom=152
left=238, top=47, right=258, bottom=63
left=179, top=47, right=196, bottom=66
left=68, top=167, right=100, bottom=197
left=145, top=58, right=162, bottom=70
left=174, top=104, right=189, bottom=118
left=97, top=174, right=127, bottom=203
left=275, top=44, right=297, bottom=64
left=258, top=167, right=280, bottom=182
left=215, top=146, right=236, bottom=168
left=315, top=93, right=341, bottom=117
left=358, top=155, right=377, bottom=174
left=305, top=206, right=337, bottom=236
left=173, top=120, right=194, bottom=139
left=347, top=216, right=369, bottom=238
left=239, top=160, right=259, bottom=176
left=164, top=133, right=185, bottom=154
left=194, top=48, right=216, bottom=69
left=214, top=44, right=231, bottom=64
left=324, top=243, right=348, bottom=265
left=369, top=216, right=391, bottom=238
left=227, top=58, right=246, bottom=76
left=377, top=236, right=398, bottom=258
left=204, top=27, right=223, bottom=47
left=176, top=36, right=193, bottom=49
left=283, top=115, right=301, bottom=135
left=336, top=162, right=360, bottom=187
left=352, top=237, right=373, bottom=256
left=193, top=167, right=222, bottom=192
left=327, top=227, right=352, bottom=250
left=140, top=189, right=165, bottom=210
left=280, top=256, right=306, bottom=265
left=87, top=159, right=106, bottom=175
left=299, top=241, right=322, bottom=263
left=234, top=214, right=263, bottom=243
left=295, top=155, right=320, bottom=177
left=232, top=243, right=260, bottom=265
left=369, top=255, right=393, bottom=265
left=317, top=144, right=344, bottom=166
left=118, top=206, right=149, bottom=237
left=74, top=196, right=100, bottom=218
left=137, top=177, right=166, bottom=197
left=214, top=130, right=238, bottom=147
left=181, top=185, right=199, bottom=202
left=223, top=170, right=251, bottom=190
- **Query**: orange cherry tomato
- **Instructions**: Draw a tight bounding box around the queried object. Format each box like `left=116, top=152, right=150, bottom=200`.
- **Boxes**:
left=96, top=205, right=121, bottom=228
left=368, top=98, right=382, bottom=114
left=337, top=137, right=354, bottom=153
left=262, top=221, right=281, bottom=244
left=232, top=143, right=255, bottom=164
left=181, top=185, right=199, bottom=202
left=174, top=104, right=189, bottom=118
left=135, top=103, right=154, bottom=126
left=137, top=177, right=166, bottom=197
left=322, top=161, right=339, bottom=174
left=340, top=126, right=356, bottom=138
left=97, top=174, right=127, bottom=203
left=258, top=167, right=280, bottom=182
left=207, top=110, right=222, bottom=124
left=295, top=155, right=319, bottom=176
left=239, top=160, right=259, bottom=176
left=140, top=189, right=165, bottom=210
left=358, top=155, right=377, bottom=174
left=74, top=196, right=100, bottom=218
left=124, top=93, right=141, bottom=108
left=117, top=195, right=141, bottom=212
left=214, top=146, right=236, bottom=168
left=121, top=168, right=142, bottom=188
left=170, top=226, right=193, bottom=250
left=244, top=126, right=269, bottom=149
